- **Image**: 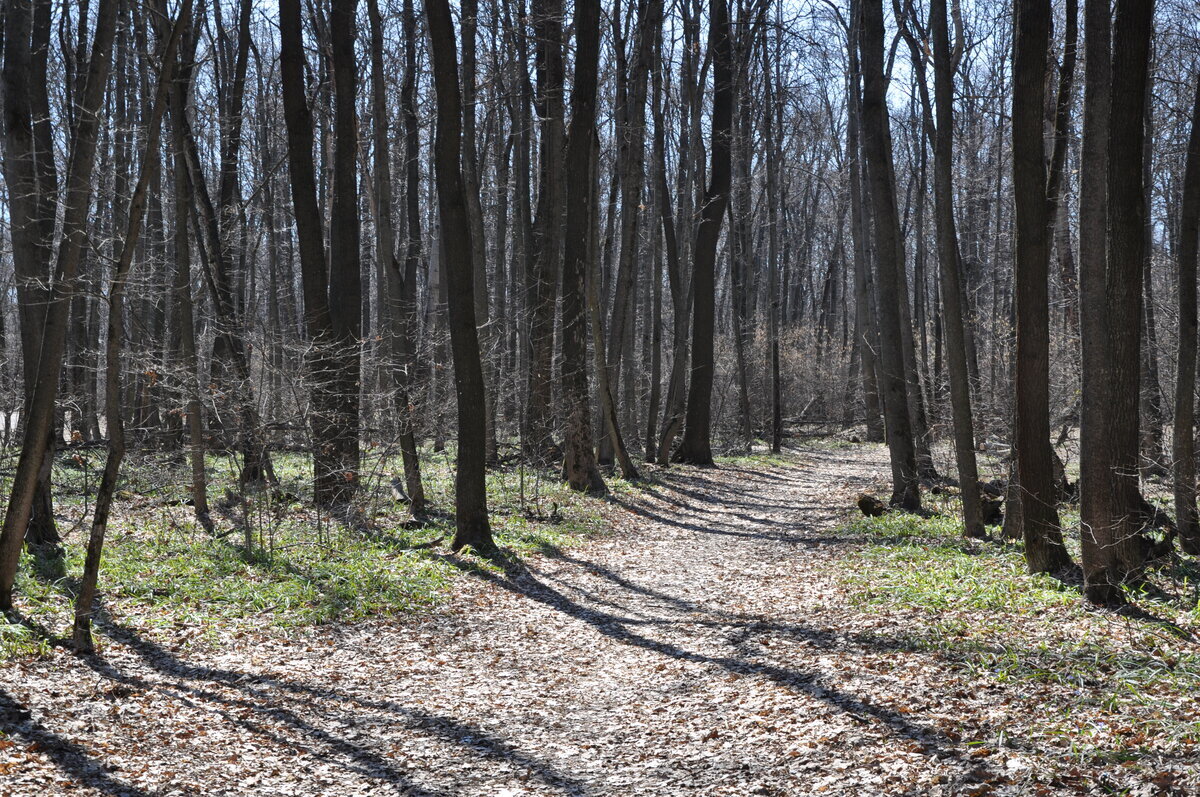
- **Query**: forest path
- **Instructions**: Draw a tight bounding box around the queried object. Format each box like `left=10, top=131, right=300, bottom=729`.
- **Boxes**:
left=2, top=444, right=1033, bottom=796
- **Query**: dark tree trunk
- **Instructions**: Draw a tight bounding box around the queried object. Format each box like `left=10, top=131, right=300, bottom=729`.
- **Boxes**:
left=0, top=0, right=119, bottom=609
left=369, top=0, right=426, bottom=514
left=1078, top=0, right=1117, bottom=600
left=167, top=13, right=211, bottom=533
left=523, top=0, right=566, bottom=463
left=459, top=0, right=498, bottom=465
left=1, top=0, right=63, bottom=553
left=1103, top=0, right=1155, bottom=580
left=74, top=0, right=187, bottom=652
left=763, top=19, right=783, bottom=453
left=1012, top=0, right=1071, bottom=573
left=1174, top=75, right=1200, bottom=555
left=280, top=0, right=359, bottom=509
left=675, top=0, right=734, bottom=466
left=605, top=0, right=662, bottom=462
left=426, top=0, right=498, bottom=548
left=857, top=0, right=919, bottom=509
left=930, top=0, right=984, bottom=538
left=559, top=0, right=607, bottom=494
left=399, top=0, right=428, bottom=511
left=845, top=7, right=883, bottom=444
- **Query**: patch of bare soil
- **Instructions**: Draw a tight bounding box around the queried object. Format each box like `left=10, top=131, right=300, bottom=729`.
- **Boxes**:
left=0, top=443, right=1195, bottom=795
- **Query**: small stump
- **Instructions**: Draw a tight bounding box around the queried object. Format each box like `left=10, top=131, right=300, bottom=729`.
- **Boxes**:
left=981, top=496, right=1004, bottom=525
left=857, top=493, right=886, bottom=517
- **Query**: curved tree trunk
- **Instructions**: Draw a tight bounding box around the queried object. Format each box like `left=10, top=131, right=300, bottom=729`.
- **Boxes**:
left=0, top=0, right=119, bottom=609
left=675, top=0, right=734, bottom=466
left=426, top=0, right=498, bottom=548
left=75, top=0, right=188, bottom=652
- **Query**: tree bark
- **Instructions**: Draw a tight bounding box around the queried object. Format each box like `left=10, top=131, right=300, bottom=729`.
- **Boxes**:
left=845, top=5, right=884, bottom=444
left=930, top=0, right=984, bottom=538
left=559, top=0, right=608, bottom=494
left=1174, top=75, right=1200, bottom=555
left=74, top=0, right=188, bottom=652
left=0, top=0, right=119, bottom=609
left=858, top=0, right=919, bottom=508
left=1012, top=0, right=1071, bottom=573
left=1, top=0, right=63, bottom=553
left=1103, top=0, right=1155, bottom=580
left=675, top=0, right=734, bottom=466
left=426, top=0, right=498, bottom=548
left=369, top=0, right=426, bottom=514
left=280, top=0, right=360, bottom=509
left=1078, top=0, right=1117, bottom=600
left=523, top=0, right=566, bottom=463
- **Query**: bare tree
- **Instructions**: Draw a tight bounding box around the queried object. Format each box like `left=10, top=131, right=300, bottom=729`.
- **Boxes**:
left=560, top=0, right=608, bottom=493
left=675, top=0, right=735, bottom=466
left=1175, top=73, right=1200, bottom=556
left=426, top=0, right=498, bottom=548
left=1012, top=0, right=1071, bottom=573
left=858, top=0, right=919, bottom=509
left=0, top=0, right=119, bottom=609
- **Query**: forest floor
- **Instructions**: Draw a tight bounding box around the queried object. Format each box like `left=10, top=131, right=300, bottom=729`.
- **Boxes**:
left=1, top=440, right=1199, bottom=796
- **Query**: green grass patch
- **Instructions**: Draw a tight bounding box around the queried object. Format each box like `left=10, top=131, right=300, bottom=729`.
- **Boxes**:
left=1, top=444, right=622, bottom=659
left=714, top=448, right=799, bottom=468
left=838, top=502, right=1200, bottom=748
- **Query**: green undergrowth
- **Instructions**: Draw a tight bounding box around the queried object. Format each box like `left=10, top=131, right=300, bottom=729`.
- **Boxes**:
left=714, top=448, right=797, bottom=468
left=839, top=500, right=1200, bottom=748
left=1, top=446, right=628, bottom=659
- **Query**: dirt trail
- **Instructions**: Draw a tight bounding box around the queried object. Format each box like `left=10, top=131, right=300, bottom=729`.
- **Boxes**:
left=0, top=445, right=1099, bottom=795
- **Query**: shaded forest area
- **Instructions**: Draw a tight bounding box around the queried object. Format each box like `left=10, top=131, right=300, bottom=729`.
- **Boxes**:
left=2, top=0, right=1200, bottom=791
left=0, top=0, right=1199, bottom=725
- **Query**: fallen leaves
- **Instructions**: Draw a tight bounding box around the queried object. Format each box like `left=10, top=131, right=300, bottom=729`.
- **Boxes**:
left=0, top=444, right=1195, bottom=795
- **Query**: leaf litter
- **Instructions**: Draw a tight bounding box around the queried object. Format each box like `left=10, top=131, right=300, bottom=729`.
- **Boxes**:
left=1, top=442, right=1197, bottom=795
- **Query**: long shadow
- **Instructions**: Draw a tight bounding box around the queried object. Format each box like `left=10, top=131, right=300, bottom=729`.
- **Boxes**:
left=438, top=554, right=968, bottom=764
left=73, top=612, right=590, bottom=796
left=608, top=495, right=832, bottom=543
left=0, top=687, right=152, bottom=797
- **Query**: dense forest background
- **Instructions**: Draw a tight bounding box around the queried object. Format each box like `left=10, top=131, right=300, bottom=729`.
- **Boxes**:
left=0, top=0, right=1199, bottom=650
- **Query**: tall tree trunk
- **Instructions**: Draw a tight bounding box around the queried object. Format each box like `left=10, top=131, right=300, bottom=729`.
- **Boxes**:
left=1140, top=96, right=1166, bottom=476
left=280, top=0, right=359, bottom=509
left=858, top=0, right=919, bottom=509
left=167, top=13, right=210, bottom=533
left=0, top=0, right=119, bottom=609
left=604, top=0, right=662, bottom=461
left=459, top=0, right=498, bottom=465
left=1078, top=0, right=1117, bottom=599
left=1012, top=0, right=1071, bottom=573
left=326, top=0, right=363, bottom=504
left=74, top=0, right=187, bottom=652
left=559, top=0, right=607, bottom=494
left=845, top=6, right=883, bottom=444
left=1, top=0, right=63, bottom=553
left=654, top=24, right=691, bottom=464
left=675, top=0, right=734, bottom=466
left=930, top=0, right=984, bottom=538
left=1102, top=0, right=1155, bottom=581
left=523, top=0, right=566, bottom=463
left=1174, top=75, right=1200, bottom=555
left=763, top=20, right=783, bottom=453
left=426, top=0, right=498, bottom=548
left=399, top=0, right=428, bottom=511
left=369, top=0, right=426, bottom=513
